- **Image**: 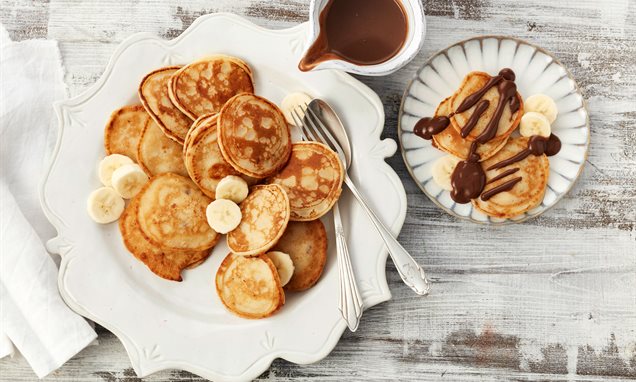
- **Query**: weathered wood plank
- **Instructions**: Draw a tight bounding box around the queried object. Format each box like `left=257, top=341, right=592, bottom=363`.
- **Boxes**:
left=0, top=0, right=634, bottom=380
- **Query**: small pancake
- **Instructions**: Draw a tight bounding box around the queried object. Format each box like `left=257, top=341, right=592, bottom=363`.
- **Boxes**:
left=139, top=66, right=193, bottom=144
left=450, top=71, right=523, bottom=142
left=137, top=173, right=218, bottom=251
left=227, top=184, right=290, bottom=256
left=137, top=120, right=188, bottom=177
left=184, top=114, right=252, bottom=198
left=119, top=196, right=211, bottom=281
left=184, top=113, right=217, bottom=155
left=104, top=105, right=149, bottom=160
left=472, top=137, right=549, bottom=218
left=216, top=253, right=284, bottom=319
left=268, top=142, right=343, bottom=221
left=432, top=97, right=509, bottom=161
left=273, top=220, right=327, bottom=291
left=169, top=55, right=254, bottom=120
left=217, top=94, right=292, bottom=178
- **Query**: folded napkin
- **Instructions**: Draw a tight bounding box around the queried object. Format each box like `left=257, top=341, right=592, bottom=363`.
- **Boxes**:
left=0, top=24, right=97, bottom=378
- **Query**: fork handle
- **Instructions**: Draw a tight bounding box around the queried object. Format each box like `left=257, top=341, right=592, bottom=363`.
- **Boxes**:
left=333, top=202, right=364, bottom=331
left=344, top=175, right=431, bottom=296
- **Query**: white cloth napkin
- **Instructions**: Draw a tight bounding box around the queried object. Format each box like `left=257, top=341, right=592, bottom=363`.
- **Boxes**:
left=0, top=24, right=97, bottom=378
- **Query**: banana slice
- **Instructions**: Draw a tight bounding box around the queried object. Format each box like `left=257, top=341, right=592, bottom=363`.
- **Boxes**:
left=98, top=154, right=134, bottom=186
left=111, top=164, right=149, bottom=199
left=280, top=92, right=313, bottom=125
left=431, top=155, right=461, bottom=191
left=206, top=199, right=242, bottom=234
left=87, top=187, right=125, bottom=224
left=215, top=175, right=249, bottom=203
left=265, top=251, right=295, bottom=287
left=519, top=111, right=551, bottom=138
left=524, top=94, right=558, bottom=123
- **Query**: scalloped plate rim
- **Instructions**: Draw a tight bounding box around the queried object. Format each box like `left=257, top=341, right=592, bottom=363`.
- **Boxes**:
left=40, top=13, right=406, bottom=382
left=397, top=34, right=590, bottom=225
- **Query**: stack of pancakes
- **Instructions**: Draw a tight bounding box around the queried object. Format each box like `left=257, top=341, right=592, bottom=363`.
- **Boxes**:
left=432, top=71, right=549, bottom=218
left=103, top=55, right=344, bottom=319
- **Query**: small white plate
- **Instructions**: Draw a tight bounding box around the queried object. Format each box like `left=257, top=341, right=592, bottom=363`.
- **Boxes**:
left=398, top=36, right=590, bottom=224
left=41, top=13, right=406, bottom=382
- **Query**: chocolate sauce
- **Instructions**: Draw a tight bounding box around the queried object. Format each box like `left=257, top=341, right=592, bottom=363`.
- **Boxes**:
left=487, top=168, right=520, bottom=184
left=460, top=100, right=489, bottom=138
left=299, top=0, right=408, bottom=71
left=488, top=134, right=562, bottom=171
left=450, top=142, right=486, bottom=204
left=475, top=79, right=518, bottom=143
left=481, top=177, right=522, bottom=201
left=455, top=68, right=515, bottom=113
left=414, top=116, right=451, bottom=140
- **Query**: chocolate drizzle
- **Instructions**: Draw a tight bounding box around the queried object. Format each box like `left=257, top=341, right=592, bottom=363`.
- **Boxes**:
left=460, top=100, right=489, bottom=138
left=413, top=116, right=451, bottom=140
left=487, top=168, right=520, bottom=184
left=488, top=134, right=561, bottom=171
left=481, top=177, right=522, bottom=201
left=450, top=141, right=486, bottom=203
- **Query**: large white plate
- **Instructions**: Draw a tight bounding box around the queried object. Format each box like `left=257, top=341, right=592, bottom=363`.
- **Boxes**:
left=399, top=36, right=589, bottom=224
left=41, top=13, right=406, bottom=382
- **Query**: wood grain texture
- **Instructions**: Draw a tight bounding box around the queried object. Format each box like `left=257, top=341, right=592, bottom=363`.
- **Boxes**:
left=1, top=0, right=634, bottom=381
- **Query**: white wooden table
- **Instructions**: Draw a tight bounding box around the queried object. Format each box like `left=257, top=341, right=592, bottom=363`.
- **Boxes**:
left=1, top=0, right=634, bottom=380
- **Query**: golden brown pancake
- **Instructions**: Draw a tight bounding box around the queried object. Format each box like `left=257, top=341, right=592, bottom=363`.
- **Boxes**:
left=450, top=71, right=523, bottom=142
left=217, top=94, right=292, bottom=178
left=169, top=55, right=254, bottom=120
left=136, top=173, right=219, bottom=251
left=119, top=196, right=211, bottom=281
left=216, top=253, right=284, bottom=319
left=139, top=66, right=193, bottom=144
left=472, top=137, right=549, bottom=218
left=137, top=120, right=188, bottom=178
left=183, top=113, right=217, bottom=155
left=432, top=97, right=509, bottom=161
left=268, top=142, right=343, bottom=221
left=184, top=114, right=253, bottom=199
left=273, top=220, right=327, bottom=291
left=104, top=105, right=149, bottom=160
left=226, top=184, right=290, bottom=256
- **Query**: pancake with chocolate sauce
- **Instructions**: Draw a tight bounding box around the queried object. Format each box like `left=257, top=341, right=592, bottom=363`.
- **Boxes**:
left=139, top=66, right=193, bottom=144
left=432, top=97, right=509, bottom=161
left=450, top=71, right=523, bottom=142
left=472, top=137, right=549, bottom=218
left=217, top=94, right=292, bottom=178
left=168, top=55, right=254, bottom=120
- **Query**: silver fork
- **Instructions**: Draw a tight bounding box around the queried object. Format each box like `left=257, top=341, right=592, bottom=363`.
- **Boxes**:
left=296, top=104, right=431, bottom=296
left=291, top=109, right=364, bottom=332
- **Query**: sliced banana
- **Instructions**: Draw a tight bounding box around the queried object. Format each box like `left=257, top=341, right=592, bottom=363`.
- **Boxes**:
left=98, top=154, right=134, bottom=186
left=431, top=155, right=461, bottom=191
left=87, top=187, right=125, bottom=224
left=206, top=199, right=242, bottom=234
left=519, top=111, right=551, bottom=138
left=111, top=164, right=149, bottom=199
left=280, top=92, right=313, bottom=125
left=524, top=94, right=558, bottom=123
left=215, top=175, right=249, bottom=203
left=265, top=251, right=295, bottom=287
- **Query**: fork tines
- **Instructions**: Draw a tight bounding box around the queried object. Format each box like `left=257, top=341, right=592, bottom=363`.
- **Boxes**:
left=291, top=105, right=346, bottom=162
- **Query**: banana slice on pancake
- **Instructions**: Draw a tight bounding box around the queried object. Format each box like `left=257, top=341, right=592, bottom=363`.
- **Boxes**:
left=432, top=97, right=509, bottom=161
left=137, top=120, right=188, bottom=178
left=267, top=142, right=344, bottom=221
left=139, top=66, right=193, bottom=144
left=216, top=253, right=285, bottom=319
left=104, top=105, right=149, bottom=160
left=450, top=71, right=523, bottom=142
left=119, top=196, right=211, bottom=281
left=273, top=220, right=327, bottom=291
left=217, top=94, right=292, bottom=178
left=169, top=55, right=254, bottom=120
left=136, top=173, right=219, bottom=252
left=472, top=136, right=549, bottom=218
left=227, top=184, right=290, bottom=256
